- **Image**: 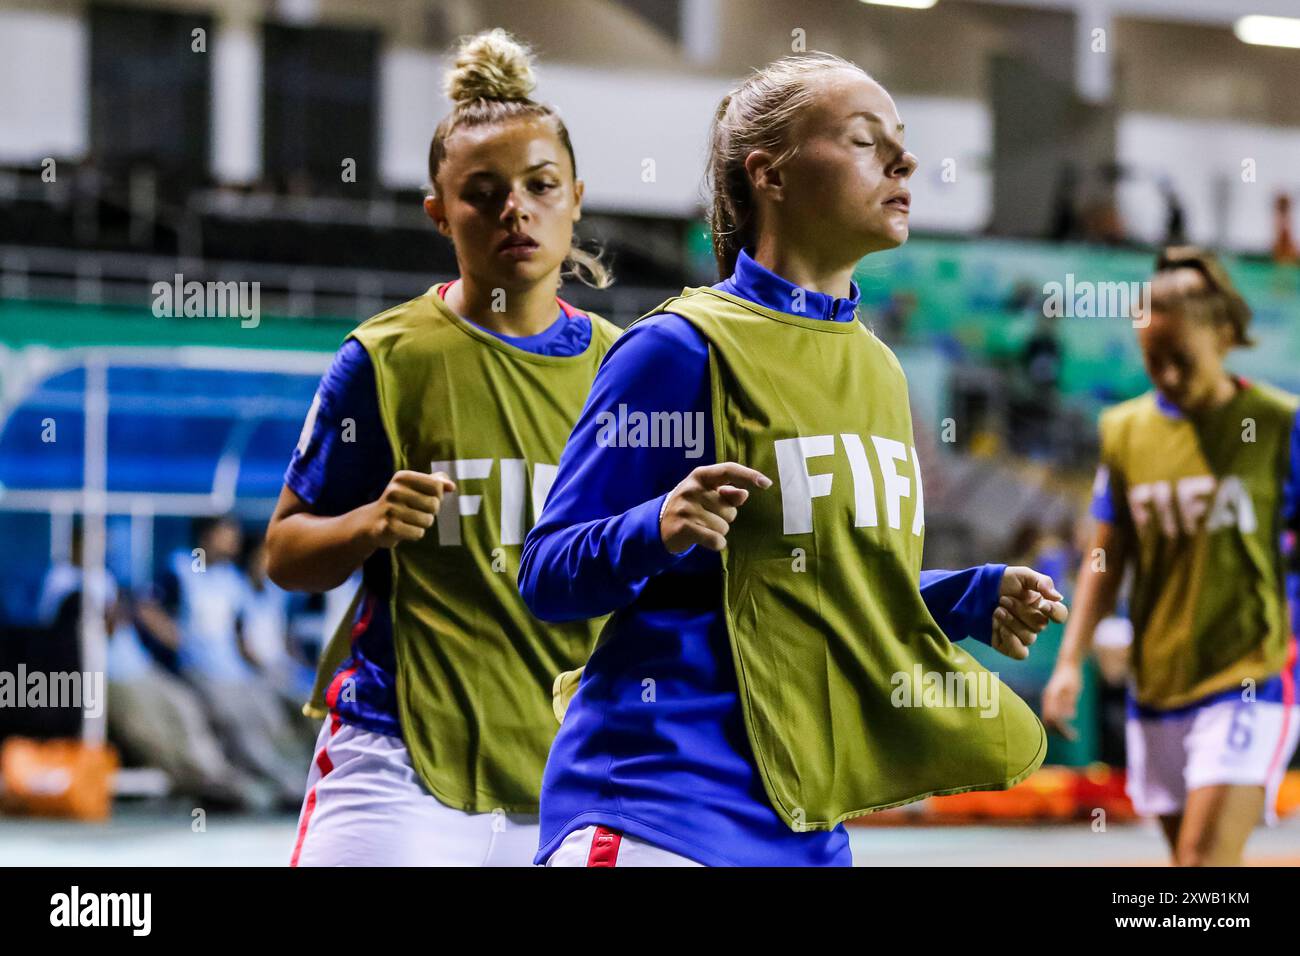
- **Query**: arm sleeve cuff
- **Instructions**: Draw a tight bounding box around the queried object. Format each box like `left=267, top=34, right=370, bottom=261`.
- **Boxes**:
left=919, top=563, right=1006, bottom=645
left=618, top=492, right=695, bottom=580
left=964, top=563, right=1007, bottom=645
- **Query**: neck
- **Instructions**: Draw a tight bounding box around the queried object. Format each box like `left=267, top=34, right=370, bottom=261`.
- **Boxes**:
left=1206, top=372, right=1239, bottom=409
left=447, top=270, right=562, bottom=337
left=749, top=234, right=856, bottom=300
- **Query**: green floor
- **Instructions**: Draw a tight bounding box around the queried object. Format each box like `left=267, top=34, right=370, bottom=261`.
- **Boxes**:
left=3, top=803, right=1299, bottom=866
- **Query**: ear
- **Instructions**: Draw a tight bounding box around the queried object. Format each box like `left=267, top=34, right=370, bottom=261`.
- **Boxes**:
left=424, top=194, right=451, bottom=238
left=572, top=179, right=584, bottom=223
left=1215, top=320, right=1236, bottom=353
left=744, top=149, right=783, bottom=202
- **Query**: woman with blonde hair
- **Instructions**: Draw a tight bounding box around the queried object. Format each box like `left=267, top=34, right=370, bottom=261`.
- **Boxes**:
left=520, top=53, right=1067, bottom=866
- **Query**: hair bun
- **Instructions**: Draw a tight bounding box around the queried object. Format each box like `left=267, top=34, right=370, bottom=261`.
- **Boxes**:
left=444, top=29, right=537, bottom=104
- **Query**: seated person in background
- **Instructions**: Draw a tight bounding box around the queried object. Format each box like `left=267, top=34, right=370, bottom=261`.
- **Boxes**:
left=1273, top=194, right=1297, bottom=265
left=240, top=539, right=317, bottom=738
left=140, top=516, right=310, bottom=807
left=37, top=526, right=262, bottom=809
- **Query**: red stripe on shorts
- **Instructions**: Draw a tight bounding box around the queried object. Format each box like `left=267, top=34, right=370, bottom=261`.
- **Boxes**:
left=289, top=716, right=343, bottom=867
left=586, top=826, right=623, bottom=867
left=1264, top=639, right=1298, bottom=807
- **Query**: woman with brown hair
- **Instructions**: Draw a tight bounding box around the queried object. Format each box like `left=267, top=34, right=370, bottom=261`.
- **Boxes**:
left=266, top=29, right=620, bottom=866
left=1044, top=247, right=1300, bottom=866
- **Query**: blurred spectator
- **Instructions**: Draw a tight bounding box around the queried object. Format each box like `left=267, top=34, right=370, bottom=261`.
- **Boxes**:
left=1274, top=193, right=1297, bottom=265
left=240, top=538, right=315, bottom=710
left=1023, top=312, right=1063, bottom=396
left=38, top=524, right=262, bottom=809
left=140, top=516, right=309, bottom=806
left=876, top=291, right=917, bottom=345
left=1158, top=177, right=1187, bottom=247
left=1047, top=164, right=1080, bottom=242
left=1079, top=163, right=1126, bottom=245
left=1009, top=304, right=1063, bottom=459
left=36, top=525, right=116, bottom=629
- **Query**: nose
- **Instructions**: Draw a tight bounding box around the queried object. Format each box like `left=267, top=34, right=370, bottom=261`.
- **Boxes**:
left=891, top=150, right=918, bottom=179
left=501, top=189, right=529, bottom=226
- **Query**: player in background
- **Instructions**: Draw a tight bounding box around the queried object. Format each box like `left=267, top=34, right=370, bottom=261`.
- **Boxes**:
left=264, top=30, right=620, bottom=866
left=519, top=53, right=1068, bottom=867
left=1044, top=247, right=1300, bottom=866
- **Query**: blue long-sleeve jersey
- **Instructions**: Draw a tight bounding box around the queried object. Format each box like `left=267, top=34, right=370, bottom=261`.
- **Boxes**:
left=519, top=250, right=1007, bottom=866
left=284, top=281, right=593, bottom=737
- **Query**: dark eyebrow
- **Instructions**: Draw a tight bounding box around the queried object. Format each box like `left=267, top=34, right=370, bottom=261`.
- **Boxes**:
left=847, top=111, right=904, bottom=134
left=462, top=159, right=559, bottom=182
left=464, top=160, right=560, bottom=180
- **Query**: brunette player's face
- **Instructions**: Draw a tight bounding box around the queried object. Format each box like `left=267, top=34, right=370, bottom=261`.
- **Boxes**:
left=780, top=71, right=917, bottom=258
left=429, top=118, right=583, bottom=291
left=1137, top=308, right=1230, bottom=413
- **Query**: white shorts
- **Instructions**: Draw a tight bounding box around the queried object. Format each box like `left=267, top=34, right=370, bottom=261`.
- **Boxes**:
left=290, top=716, right=540, bottom=866
left=546, top=825, right=704, bottom=867
left=1126, top=696, right=1300, bottom=825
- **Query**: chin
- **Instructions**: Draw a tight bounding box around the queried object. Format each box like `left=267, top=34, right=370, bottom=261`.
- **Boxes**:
left=492, top=257, right=561, bottom=289
left=861, top=225, right=907, bottom=255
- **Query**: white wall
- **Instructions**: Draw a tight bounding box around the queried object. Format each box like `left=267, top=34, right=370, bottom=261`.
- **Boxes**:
left=380, top=51, right=733, bottom=215
left=0, top=9, right=88, bottom=163
left=379, top=47, right=992, bottom=228
left=892, top=96, right=992, bottom=235
left=1117, top=113, right=1300, bottom=252
left=14, top=10, right=1294, bottom=251
left=210, top=19, right=263, bottom=185
left=378, top=48, right=452, bottom=192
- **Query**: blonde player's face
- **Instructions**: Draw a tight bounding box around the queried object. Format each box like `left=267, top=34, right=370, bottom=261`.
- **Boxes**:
left=778, top=71, right=918, bottom=258
left=1137, top=309, right=1231, bottom=413
left=430, top=118, right=582, bottom=290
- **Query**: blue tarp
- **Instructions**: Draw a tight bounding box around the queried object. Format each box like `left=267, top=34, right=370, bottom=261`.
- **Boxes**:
left=0, top=360, right=322, bottom=624
left=0, top=364, right=319, bottom=498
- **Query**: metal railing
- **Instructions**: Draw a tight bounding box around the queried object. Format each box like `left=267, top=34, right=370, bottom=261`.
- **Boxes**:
left=0, top=244, right=680, bottom=327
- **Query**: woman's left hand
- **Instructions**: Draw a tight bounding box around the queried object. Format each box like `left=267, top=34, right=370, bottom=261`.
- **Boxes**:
left=991, top=566, right=1069, bottom=660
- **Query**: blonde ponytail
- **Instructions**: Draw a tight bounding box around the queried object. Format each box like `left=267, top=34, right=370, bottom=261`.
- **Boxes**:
left=707, top=53, right=870, bottom=278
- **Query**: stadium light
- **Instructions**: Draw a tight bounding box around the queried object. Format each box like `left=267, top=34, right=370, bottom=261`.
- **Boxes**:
left=1234, top=15, right=1300, bottom=49
left=859, top=0, right=938, bottom=9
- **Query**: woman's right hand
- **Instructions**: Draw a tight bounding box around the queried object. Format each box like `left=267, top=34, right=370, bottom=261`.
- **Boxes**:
left=660, top=462, right=771, bottom=554
left=363, top=470, right=457, bottom=548
left=1041, top=663, right=1083, bottom=741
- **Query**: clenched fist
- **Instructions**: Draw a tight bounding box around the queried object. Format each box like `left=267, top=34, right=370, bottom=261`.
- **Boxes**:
left=364, top=470, right=457, bottom=548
